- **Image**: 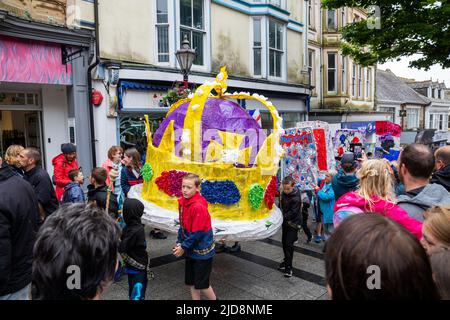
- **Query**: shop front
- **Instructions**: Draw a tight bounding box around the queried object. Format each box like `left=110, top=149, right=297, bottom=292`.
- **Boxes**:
left=0, top=12, right=92, bottom=174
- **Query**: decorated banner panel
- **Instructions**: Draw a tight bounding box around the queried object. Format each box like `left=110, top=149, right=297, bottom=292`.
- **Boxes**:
left=129, top=67, right=285, bottom=241
left=342, top=121, right=376, bottom=134
left=334, top=129, right=366, bottom=157
left=0, top=35, right=72, bottom=85
left=297, top=121, right=336, bottom=172
left=375, top=121, right=401, bottom=159
left=281, top=127, right=318, bottom=190
left=376, top=121, right=401, bottom=138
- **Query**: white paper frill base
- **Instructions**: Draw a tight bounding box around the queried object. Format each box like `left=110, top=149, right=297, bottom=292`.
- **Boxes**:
left=128, top=184, right=283, bottom=242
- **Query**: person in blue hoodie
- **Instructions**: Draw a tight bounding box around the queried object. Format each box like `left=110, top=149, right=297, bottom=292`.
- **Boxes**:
left=331, top=152, right=359, bottom=201
left=61, top=169, right=85, bottom=204
left=315, top=171, right=336, bottom=241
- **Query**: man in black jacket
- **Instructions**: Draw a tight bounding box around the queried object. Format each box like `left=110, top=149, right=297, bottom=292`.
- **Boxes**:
left=431, top=146, right=450, bottom=192
left=0, top=156, right=39, bottom=300
left=279, top=176, right=303, bottom=278
left=119, top=198, right=149, bottom=300
left=87, top=167, right=118, bottom=218
left=19, top=148, right=59, bottom=221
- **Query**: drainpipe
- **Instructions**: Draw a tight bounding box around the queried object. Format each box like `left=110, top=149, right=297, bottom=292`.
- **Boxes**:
left=304, top=0, right=310, bottom=121
left=87, top=0, right=100, bottom=166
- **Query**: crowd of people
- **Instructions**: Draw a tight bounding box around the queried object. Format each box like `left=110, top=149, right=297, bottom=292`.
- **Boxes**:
left=279, top=144, right=450, bottom=299
left=1, top=141, right=449, bottom=300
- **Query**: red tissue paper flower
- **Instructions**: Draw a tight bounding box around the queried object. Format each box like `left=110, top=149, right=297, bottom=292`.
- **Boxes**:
left=264, top=176, right=278, bottom=210
left=155, top=170, right=189, bottom=197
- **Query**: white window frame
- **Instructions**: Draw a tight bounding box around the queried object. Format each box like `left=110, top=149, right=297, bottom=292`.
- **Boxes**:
left=267, top=0, right=286, bottom=9
left=341, top=55, right=347, bottom=94
left=429, top=113, right=435, bottom=129
left=267, top=18, right=286, bottom=81
left=327, top=52, right=337, bottom=93
left=176, top=0, right=211, bottom=72
left=309, top=0, right=315, bottom=30
left=308, top=49, right=315, bottom=92
left=352, top=64, right=356, bottom=97
left=407, top=108, right=420, bottom=129
left=366, top=68, right=371, bottom=99
left=252, top=17, right=264, bottom=77
left=155, top=0, right=171, bottom=65
left=341, top=8, right=346, bottom=27
left=327, top=9, right=337, bottom=30
left=358, top=65, right=362, bottom=98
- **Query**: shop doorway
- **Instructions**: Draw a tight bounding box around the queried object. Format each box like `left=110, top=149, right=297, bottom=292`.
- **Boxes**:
left=0, top=109, right=44, bottom=165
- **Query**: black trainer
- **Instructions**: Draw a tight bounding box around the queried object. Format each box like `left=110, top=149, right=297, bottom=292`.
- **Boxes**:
left=284, top=268, right=293, bottom=278
left=278, top=261, right=286, bottom=271
left=152, top=231, right=167, bottom=239
left=228, top=242, right=241, bottom=253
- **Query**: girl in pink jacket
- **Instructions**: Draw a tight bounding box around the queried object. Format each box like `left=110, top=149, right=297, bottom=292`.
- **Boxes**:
left=334, top=159, right=423, bottom=239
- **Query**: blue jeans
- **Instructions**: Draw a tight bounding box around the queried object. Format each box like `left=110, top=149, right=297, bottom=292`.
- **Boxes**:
left=0, top=284, right=31, bottom=300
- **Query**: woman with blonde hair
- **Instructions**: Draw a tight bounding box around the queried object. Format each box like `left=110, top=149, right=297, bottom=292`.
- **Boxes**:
left=421, top=205, right=450, bottom=255
left=334, top=159, right=423, bottom=239
left=4, top=144, right=25, bottom=177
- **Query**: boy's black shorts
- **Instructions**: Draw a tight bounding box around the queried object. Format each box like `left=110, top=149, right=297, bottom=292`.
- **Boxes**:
left=185, top=257, right=213, bottom=289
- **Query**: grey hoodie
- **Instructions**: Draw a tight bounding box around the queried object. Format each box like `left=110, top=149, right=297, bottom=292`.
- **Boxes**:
left=397, top=184, right=450, bottom=222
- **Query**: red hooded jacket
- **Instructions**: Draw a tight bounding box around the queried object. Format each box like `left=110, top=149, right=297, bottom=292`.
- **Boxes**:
left=52, top=153, right=79, bottom=201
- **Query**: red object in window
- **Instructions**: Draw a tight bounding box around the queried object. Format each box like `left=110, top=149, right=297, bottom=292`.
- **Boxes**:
left=91, top=89, right=103, bottom=106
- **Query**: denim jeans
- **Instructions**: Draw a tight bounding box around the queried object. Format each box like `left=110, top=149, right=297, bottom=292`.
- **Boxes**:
left=0, top=284, right=31, bottom=300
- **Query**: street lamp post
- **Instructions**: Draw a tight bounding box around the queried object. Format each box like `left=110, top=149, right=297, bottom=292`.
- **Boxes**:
left=175, top=35, right=196, bottom=89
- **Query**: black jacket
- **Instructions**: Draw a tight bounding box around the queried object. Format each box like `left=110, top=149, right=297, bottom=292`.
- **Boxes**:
left=0, top=165, right=39, bottom=296
left=24, top=166, right=59, bottom=217
left=119, top=198, right=148, bottom=268
left=280, top=188, right=303, bottom=228
left=430, top=165, right=450, bottom=193
left=87, top=184, right=118, bottom=218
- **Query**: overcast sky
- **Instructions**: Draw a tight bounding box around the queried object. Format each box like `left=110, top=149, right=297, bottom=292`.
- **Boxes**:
left=379, top=55, right=450, bottom=87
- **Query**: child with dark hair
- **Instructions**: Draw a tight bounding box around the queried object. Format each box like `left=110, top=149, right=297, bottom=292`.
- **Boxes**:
left=324, top=213, right=440, bottom=300
left=61, top=169, right=85, bottom=204
left=279, top=176, right=302, bottom=277
left=173, top=173, right=216, bottom=300
left=87, top=167, right=118, bottom=218
left=119, top=198, right=149, bottom=300
left=32, top=203, right=121, bottom=300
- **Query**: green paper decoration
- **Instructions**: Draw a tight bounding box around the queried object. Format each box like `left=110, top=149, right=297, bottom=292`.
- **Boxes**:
left=142, top=163, right=154, bottom=182
left=248, top=183, right=264, bottom=209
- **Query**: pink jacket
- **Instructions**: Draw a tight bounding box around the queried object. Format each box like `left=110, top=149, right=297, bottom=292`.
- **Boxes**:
left=334, top=192, right=423, bottom=239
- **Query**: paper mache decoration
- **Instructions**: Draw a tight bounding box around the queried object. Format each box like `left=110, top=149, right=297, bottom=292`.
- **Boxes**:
left=128, top=67, right=284, bottom=241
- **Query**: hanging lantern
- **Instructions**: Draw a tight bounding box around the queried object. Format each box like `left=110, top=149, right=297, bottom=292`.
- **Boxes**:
left=91, top=89, right=104, bottom=106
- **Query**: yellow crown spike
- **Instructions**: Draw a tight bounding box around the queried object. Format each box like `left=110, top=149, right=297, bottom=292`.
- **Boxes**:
left=238, top=147, right=252, bottom=167
left=217, top=131, right=245, bottom=150
left=205, top=140, right=224, bottom=162
left=144, top=115, right=152, bottom=145
left=214, top=67, right=228, bottom=96
left=158, top=120, right=176, bottom=154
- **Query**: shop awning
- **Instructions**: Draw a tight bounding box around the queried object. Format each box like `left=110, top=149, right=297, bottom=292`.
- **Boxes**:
left=118, top=80, right=170, bottom=109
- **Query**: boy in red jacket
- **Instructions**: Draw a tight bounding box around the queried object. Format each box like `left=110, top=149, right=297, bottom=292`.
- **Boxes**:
left=173, top=173, right=217, bottom=300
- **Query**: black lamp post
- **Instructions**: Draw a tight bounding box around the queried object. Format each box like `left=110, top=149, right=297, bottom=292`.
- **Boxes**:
left=175, top=35, right=196, bottom=89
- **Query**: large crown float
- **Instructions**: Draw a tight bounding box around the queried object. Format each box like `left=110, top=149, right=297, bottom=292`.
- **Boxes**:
left=129, top=67, right=284, bottom=241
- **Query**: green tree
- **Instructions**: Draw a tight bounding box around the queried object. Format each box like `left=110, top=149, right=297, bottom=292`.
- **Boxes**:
left=322, top=0, right=450, bottom=69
